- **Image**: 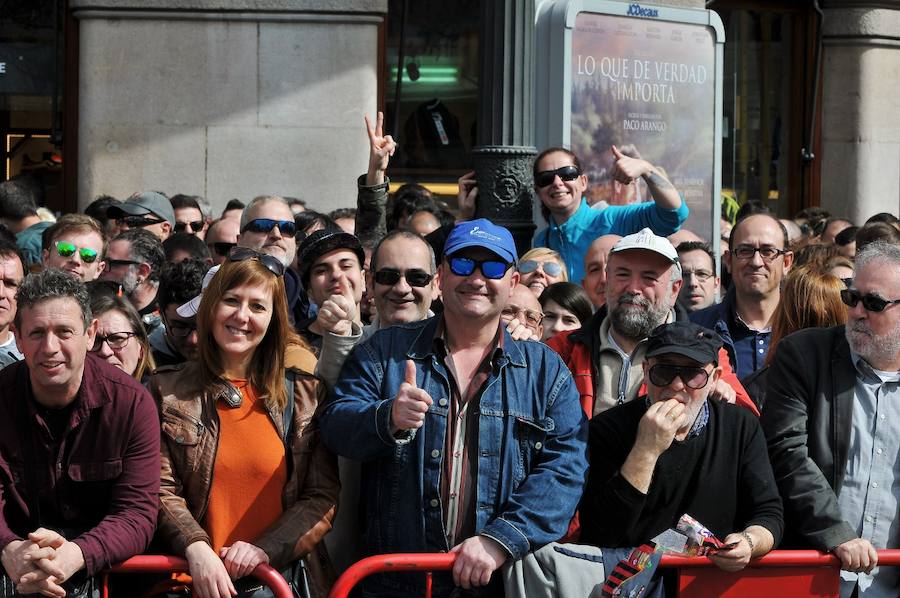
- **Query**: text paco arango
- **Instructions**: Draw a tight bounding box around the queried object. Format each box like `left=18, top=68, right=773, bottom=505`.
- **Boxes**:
left=576, top=55, right=709, bottom=105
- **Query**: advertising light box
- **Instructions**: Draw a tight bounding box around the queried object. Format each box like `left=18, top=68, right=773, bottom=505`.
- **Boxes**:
left=536, top=0, right=724, bottom=244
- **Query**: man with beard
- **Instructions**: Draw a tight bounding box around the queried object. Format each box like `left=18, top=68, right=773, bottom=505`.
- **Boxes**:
left=548, top=228, right=755, bottom=418
left=100, top=229, right=165, bottom=334
left=761, top=241, right=900, bottom=597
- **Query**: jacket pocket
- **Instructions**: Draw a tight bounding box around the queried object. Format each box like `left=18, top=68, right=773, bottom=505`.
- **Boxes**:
left=68, top=459, right=123, bottom=481
left=514, top=416, right=554, bottom=484
left=161, top=411, right=205, bottom=471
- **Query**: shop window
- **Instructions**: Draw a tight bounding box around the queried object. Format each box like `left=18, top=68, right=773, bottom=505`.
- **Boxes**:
left=383, top=0, right=479, bottom=198
left=0, top=0, right=65, bottom=210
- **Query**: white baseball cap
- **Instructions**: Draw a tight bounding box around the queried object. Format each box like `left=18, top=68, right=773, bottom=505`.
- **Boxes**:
left=610, top=228, right=681, bottom=274
left=176, top=265, right=220, bottom=318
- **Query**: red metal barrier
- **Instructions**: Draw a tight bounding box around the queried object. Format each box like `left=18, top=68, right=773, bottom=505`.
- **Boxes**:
left=328, top=550, right=900, bottom=598
left=102, top=555, right=294, bottom=598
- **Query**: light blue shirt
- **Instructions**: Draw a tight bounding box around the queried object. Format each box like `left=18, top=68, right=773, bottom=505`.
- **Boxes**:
left=533, top=198, right=688, bottom=283
left=837, top=350, right=900, bottom=597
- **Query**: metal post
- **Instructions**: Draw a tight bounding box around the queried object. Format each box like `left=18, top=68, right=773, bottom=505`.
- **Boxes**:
left=472, top=0, right=537, bottom=257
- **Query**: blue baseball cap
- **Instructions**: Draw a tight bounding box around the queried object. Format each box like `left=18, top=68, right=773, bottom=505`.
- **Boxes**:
left=444, top=219, right=518, bottom=264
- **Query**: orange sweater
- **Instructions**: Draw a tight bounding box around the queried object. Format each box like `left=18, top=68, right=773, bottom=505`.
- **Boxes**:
left=203, top=380, right=287, bottom=551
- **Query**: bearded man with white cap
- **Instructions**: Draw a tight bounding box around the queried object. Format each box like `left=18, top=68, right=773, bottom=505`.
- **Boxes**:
left=548, top=228, right=757, bottom=419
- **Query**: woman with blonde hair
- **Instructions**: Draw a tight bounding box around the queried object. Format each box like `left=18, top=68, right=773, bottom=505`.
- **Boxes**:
left=743, top=265, right=848, bottom=409
left=517, top=247, right=568, bottom=297
left=150, top=248, right=339, bottom=597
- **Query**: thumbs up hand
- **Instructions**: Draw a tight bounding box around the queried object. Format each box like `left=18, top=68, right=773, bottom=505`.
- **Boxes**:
left=610, top=144, right=649, bottom=185
left=391, top=359, right=434, bottom=432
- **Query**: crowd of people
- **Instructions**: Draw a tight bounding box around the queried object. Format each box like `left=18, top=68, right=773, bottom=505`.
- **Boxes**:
left=0, top=112, right=896, bottom=598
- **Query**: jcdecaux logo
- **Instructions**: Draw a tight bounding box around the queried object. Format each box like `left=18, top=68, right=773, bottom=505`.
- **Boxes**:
left=627, top=3, right=659, bottom=18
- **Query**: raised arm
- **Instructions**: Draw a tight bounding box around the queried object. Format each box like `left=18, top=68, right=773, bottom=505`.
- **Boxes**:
left=355, top=112, right=397, bottom=241
left=611, top=145, right=681, bottom=210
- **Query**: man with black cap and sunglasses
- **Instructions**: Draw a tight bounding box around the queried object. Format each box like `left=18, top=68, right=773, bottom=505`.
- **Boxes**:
left=320, top=219, right=588, bottom=598
left=581, top=321, right=782, bottom=577
left=761, top=240, right=900, bottom=596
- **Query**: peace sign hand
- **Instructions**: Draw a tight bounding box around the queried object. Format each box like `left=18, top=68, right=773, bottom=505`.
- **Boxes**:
left=365, top=111, right=397, bottom=185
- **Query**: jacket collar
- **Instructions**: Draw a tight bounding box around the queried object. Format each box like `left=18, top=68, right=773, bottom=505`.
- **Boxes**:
left=831, top=327, right=857, bottom=491
left=406, top=315, right=527, bottom=368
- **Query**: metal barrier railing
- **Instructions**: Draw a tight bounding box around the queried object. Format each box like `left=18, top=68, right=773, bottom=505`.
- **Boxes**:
left=102, top=555, right=294, bottom=598
left=328, top=549, right=900, bottom=598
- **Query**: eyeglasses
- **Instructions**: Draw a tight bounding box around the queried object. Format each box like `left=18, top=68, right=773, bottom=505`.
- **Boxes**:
left=54, top=241, right=99, bottom=264
left=517, top=259, right=563, bottom=278
left=174, top=220, right=205, bottom=234
left=227, top=246, right=286, bottom=276
left=448, top=256, right=511, bottom=280
left=374, top=268, right=434, bottom=287
left=501, top=306, right=543, bottom=331
left=648, top=363, right=711, bottom=390
left=534, top=165, right=581, bottom=188
left=209, top=242, right=236, bottom=257
left=91, top=331, right=136, bottom=352
left=166, top=318, right=198, bottom=338
left=241, top=218, right=297, bottom=237
left=840, top=288, right=900, bottom=312
left=104, top=259, right=142, bottom=271
left=118, top=215, right=165, bottom=228
left=731, top=246, right=789, bottom=261
left=682, top=269, right=714, bottom=282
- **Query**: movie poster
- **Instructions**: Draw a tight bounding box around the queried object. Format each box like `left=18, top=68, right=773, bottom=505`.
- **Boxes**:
left=570, top=12, right=716, bottom=240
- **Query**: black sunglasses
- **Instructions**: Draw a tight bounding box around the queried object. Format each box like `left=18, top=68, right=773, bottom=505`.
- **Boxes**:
left=104, top=259, right=142, bottom=270
left=119, top=215, right=165, bottom=228
left=227, top=246, right=285, bottom=276
left=448, top=256, right=511, bottom=280
left=209, top=242, right=236, bottom=256
left=374, top=268, right=434, bottom=288
left=241, top=218, right=297, bottom=237
left=535, top=165, right=581, bottom=188
left=840, top=288, right=900, bottom=313
left=648, top=363, right=711, bottom=390
left=174, top=220, right=205, bottom=233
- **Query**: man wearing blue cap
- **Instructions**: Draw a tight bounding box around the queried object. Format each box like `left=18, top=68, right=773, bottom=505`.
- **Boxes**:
left=320, top=219, right=588, bottom=598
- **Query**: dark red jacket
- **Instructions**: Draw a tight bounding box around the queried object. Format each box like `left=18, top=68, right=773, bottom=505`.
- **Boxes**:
left=0, top=355, right=160, bottom=575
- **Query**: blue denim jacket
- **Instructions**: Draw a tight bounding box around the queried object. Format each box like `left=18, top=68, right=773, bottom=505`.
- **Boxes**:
left=319, top=317, right=588, bottom=580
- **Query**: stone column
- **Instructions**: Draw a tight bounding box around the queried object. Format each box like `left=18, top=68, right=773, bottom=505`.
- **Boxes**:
left=819, top=1, right=900, bottom=220
left=70, top=0, right=386, bottom=214
left=472, top=0, right=537, bottom=256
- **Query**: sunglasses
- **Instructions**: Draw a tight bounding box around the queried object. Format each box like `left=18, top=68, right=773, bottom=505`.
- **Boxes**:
left=174, top=220, right=205, bottom=233
left=104, top=259, right=142, bottom=270
left=55, top=241, right=99, bottom=264
left=448, top=256, right=511, bottom=280
left=91, top=331, right=136, bottom=352
left=840, top=288, right=900, bottom=312
left=517, top=259, right=563, bottom=278
left=374, top=268, right=434, bottom=287
left=209, top=242, right=236, bottom=257
left=119, top=215, right=165, bottom=228
left=241, top=218, right=297, bottom=237
left=648, top=363, right=711, bottom=390
left=534, top=165, right=581, bottom=188
left=227, top=246, right=286, bottom=276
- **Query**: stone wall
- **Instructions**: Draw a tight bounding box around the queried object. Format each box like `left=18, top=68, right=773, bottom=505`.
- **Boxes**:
left=72, top=0, right=386, bottom=214
left=820, top=3, right=900, bottom=219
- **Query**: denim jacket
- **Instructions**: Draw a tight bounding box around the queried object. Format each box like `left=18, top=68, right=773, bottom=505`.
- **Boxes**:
left=319, top=317, right=588, bottom=580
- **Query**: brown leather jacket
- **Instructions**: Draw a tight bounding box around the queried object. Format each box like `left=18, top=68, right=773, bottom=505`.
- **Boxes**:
left=149, top=356, right=339, bottom=596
